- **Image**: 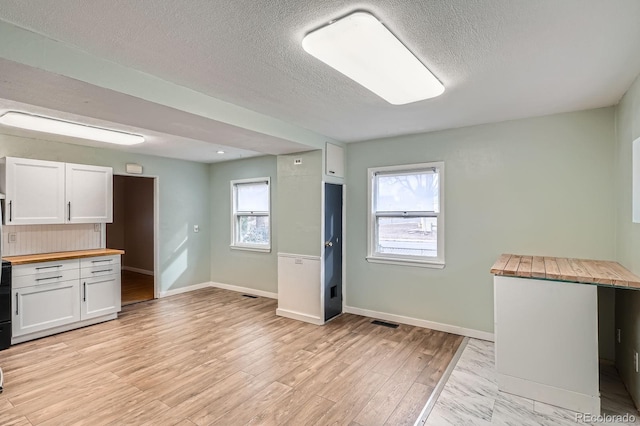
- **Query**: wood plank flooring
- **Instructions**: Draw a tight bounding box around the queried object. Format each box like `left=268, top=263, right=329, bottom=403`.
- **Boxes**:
left=0, top=287, right=463, bottom=425
left=121, top=270, right=155, bottom=306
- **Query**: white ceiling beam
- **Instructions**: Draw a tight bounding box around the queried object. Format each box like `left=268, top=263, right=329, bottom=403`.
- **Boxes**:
left=0, top=20, right=339, bottom=150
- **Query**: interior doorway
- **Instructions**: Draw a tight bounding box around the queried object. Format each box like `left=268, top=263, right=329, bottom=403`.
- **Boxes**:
left=106, top=175, right=156, bottom=306
left=324, top=183, right=343, bottom=321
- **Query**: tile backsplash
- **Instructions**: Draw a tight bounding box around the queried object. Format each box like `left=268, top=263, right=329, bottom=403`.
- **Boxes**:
left=2, top=224, right=103, bottom=256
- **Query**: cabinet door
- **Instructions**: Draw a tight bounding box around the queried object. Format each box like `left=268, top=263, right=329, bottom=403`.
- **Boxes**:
left=81, top=273, right=120, bottom=320
left=13, top=280, right=81, bottom=338
left=4, top=157, right=66, bottom=225
left=325, top=143, right=344, bottom=178
left=66, top=163, right=113, bottom=223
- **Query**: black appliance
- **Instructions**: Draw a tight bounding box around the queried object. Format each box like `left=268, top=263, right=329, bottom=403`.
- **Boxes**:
left=0, top=261, right=11, bottom=350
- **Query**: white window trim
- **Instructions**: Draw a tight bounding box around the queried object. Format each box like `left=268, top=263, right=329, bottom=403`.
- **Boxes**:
left=230, top=177, right=271, bottom=252
left=366, top=162, right=445, bottom=268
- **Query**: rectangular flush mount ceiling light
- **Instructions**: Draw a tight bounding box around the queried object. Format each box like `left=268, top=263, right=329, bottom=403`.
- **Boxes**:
left=0, top=111, right=145, bottom=145
left=302, top=11, right=444, bottom=105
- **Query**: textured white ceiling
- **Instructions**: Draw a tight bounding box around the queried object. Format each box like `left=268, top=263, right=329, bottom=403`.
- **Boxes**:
left=0, top=100, right=264, bottom=163
left=0, top=59, right=312, bottom=162
left=0, top=0, right=639, bottom=143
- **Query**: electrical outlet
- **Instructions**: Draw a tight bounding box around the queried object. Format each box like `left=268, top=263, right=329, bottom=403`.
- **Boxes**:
left=294, top=158, right=302, bottom=165
left=193, top=225, right=199, bottom=233
left=8, top=233, right=16, bottom=243
left=635, top=352, right=638, bottom=373
left=617, top=328, right=622, bottom=344
left=94, top=224, right=101, bottom=232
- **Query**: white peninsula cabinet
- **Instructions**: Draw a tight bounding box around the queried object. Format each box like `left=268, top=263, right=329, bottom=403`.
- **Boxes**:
left=0, top=157, right=113, bottom=225
left=491, top=254, right=640, bottom=414
left=8, top=249, right=123, bottom=344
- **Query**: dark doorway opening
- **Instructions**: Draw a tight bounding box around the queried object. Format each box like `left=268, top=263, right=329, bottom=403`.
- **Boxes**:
left=107, top=175, right=155, bottom=306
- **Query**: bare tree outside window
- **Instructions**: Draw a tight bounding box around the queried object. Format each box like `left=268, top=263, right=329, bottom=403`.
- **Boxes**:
left=369, top=163, right=444, bottom=266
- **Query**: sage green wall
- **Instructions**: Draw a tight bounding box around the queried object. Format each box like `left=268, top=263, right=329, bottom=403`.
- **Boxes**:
left=615, top=74, right=640, bottom=273
left=346, top=109, right=616, bottom=334
left=614, top=73, right=640, bottom=407
left=277, top=150, right=322, bottom=257
left=0, top=134, right=211, bottom=293
left=209, top=155, right=278, bottom=293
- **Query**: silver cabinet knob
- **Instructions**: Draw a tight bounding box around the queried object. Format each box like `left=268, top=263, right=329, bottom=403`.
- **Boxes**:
left=325, top=241, right=333, bottom=247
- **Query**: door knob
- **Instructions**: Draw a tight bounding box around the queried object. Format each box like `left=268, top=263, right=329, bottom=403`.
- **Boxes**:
left=325, top=241, right=333, bottom=247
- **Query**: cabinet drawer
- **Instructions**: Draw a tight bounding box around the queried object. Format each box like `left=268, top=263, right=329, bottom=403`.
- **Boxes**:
left=81, top=264, right=120, bottom=279
left=13, top=268, right=80, bottom=289
left=80, top=255, right=120, bottom=269
left=12, top=259, right=79, bottom=277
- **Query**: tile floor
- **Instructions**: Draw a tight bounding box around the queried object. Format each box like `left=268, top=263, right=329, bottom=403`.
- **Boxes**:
left=424, top=339, right=640, bottom=425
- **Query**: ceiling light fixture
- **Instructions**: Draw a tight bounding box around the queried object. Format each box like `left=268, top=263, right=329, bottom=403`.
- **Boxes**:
left=0, top=111, right=145, bottom=145
left=217, top=150, right=225, bottom=154
left=302, top=11, right=444, bottom=105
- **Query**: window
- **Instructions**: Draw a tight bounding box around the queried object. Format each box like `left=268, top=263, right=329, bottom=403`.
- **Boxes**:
left=231, top=177, right=271, bottom=252
left=367, top=162, right=444, bottom=268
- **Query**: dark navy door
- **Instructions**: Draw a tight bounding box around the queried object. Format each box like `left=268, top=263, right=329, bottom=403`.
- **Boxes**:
left=324, top=183, right=343, bottom=321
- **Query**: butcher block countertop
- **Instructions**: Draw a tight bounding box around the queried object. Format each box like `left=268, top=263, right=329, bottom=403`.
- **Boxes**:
left=3, top=248, right=124, bottom=265
left=490, top=254, right=640, bottom=289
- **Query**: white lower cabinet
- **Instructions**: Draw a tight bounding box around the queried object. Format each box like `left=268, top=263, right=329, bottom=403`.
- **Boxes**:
left=81, top=273, right=121, bottom=320
left=13, top=280, right=81, bottom=338
left=11, top=254, right=122, bottom=344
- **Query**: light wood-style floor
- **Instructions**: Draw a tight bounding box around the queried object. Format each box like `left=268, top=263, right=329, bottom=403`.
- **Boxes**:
left=0, top=287, right=462, bottom=426
left=121, top=270, right=155, bottom=306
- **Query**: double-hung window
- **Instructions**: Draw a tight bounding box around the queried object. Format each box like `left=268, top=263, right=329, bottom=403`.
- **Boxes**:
left=231, top=177, right=271, bottom=252
left=367, top=162, right=444, bottom=268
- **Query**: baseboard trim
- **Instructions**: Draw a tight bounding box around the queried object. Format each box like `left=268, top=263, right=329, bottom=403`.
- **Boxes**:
left=11, top=313, right=117, bottom=345
left=344, top=306, right=494, bottom=341
left=497, top=372, right=600, bottom=413
left=210, top=282, right=277, bottom=299
left=276, top=308, right=324, bottom=325
left=159, top=281, right=212, bottom=298
left=122, top=266, right=154, bottom=276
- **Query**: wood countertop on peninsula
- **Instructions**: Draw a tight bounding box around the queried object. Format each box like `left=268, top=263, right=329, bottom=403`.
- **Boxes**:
left=3, top=248, right=124, bottom=265
left=490, top=253, right=640, bottom=289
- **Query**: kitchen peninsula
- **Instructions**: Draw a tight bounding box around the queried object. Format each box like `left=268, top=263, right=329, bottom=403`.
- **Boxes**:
left=491, top=254, right=640, bottom=414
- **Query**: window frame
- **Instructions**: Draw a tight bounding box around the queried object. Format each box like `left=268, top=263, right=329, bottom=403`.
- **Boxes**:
left=367, top=162, right=445, bottom=268
left=230, top=177, right=271, bottom=253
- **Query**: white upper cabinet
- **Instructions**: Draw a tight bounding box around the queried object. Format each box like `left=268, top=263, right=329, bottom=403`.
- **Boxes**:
left=0, top=157, right=113, bottom=225
left=1, top=157, right=66, bottom=225
left=325, top=143, right=344, bottom=178
left=65, top=163, right=113, bottom=223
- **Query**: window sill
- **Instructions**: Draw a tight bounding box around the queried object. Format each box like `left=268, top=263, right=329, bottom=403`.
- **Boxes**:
left=366, top=256, right=445, bottom=269
left=230, top=245, right=271, bottom=253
